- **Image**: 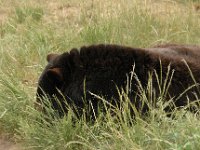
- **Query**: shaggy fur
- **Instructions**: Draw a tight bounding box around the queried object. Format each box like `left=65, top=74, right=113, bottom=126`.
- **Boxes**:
left=36, top=44, right=200, bottom=119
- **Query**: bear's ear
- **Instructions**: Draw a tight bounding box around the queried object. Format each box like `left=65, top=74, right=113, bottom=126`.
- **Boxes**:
left=46, top=68, right=63, bottom=85
left=47, top=53, right=59, bottom=62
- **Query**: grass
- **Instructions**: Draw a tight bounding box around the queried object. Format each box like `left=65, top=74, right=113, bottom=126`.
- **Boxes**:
left=0, top=0, right=200, bottom=149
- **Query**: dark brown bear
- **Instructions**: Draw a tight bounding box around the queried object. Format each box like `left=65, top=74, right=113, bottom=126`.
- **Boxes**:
left=36, top=44, right=200, bottom=120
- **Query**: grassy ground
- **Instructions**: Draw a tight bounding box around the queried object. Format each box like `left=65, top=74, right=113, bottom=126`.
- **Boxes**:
left=0, top=0, right=200, bottom=149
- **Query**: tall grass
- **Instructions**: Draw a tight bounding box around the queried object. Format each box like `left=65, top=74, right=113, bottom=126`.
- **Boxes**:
left=0, top=0, right=200, bottom=149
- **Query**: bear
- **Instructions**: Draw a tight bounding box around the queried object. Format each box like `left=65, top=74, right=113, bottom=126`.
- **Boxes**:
left=150, top=43, right=200, bottom=62
left=36, top=44, right=200, bottom=120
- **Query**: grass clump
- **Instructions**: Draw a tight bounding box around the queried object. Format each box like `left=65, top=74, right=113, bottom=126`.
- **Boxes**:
left=14, top=6, right=43, bottom=23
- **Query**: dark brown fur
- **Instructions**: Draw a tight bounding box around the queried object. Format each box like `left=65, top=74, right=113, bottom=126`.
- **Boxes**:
left=151, top=43, right=200, bottom=62
left=36, top=44, right=200, bottom=119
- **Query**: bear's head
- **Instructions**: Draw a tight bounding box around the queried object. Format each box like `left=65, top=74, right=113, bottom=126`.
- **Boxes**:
left=35, top=49, right=85, bottom=118
left=35, top=53, right=67, bottom=116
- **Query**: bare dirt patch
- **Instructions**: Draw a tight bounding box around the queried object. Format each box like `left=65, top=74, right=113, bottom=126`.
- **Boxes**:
left=0, top=0, right=17, bottom=24
left=44, top=1, right=80, bottom=23
left=141, top=0, right=196, bottom=19
left=0, top=137, right=21, bottom=150
left=0, top=8, right=10, bottom=24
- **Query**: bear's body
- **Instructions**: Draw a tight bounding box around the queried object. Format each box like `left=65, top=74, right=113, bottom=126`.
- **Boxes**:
left=36, top=44, right=200, bottom=119
left=150, top=44, right=200, bottom=62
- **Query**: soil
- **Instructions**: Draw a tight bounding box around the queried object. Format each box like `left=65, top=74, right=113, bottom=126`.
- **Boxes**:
left=0, top=137, right=21, bottom=150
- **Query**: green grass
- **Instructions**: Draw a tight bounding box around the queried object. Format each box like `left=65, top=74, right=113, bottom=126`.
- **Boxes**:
left=0, top=0, right=200, bottom=149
